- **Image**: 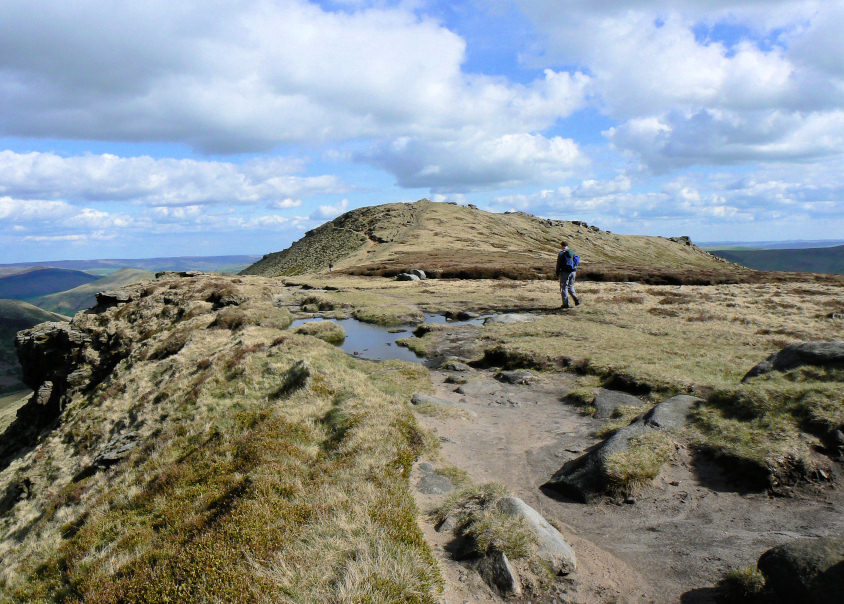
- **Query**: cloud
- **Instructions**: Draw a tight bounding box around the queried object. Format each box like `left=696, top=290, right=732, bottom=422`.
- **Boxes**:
left=0, top=151, right=344, bottom=206
left=0, top=1, right=589, bottom=154
left=365, top=132, right=585, bottom=191
left=270, top=198, right=302, bottom=209
left=517, top=0, right=844, bottom=169
left=313, top=199, right=349, bottom=219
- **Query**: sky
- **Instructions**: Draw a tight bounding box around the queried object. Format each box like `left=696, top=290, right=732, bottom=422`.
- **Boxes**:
left=1, top=0, right=842, bottom=262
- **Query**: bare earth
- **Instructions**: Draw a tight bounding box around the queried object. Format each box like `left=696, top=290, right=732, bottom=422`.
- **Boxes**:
left=411, top=367, right=844, bottom=603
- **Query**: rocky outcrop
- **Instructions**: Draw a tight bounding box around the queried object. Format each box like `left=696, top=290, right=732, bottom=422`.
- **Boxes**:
left=545, top=395, right=702, bottom=502
left=742, top=341, right=844, bottom=382
left=475, top=551, right=522, bottom=596
left=395, top=273, right=420, bottom=281
left=495, top=369, right=536, bottom=385
left=757, top=534, right=844, bottom=602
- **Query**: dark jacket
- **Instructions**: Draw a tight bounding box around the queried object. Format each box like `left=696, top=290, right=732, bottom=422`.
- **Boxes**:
left=556, top=249, right=576, bottom=276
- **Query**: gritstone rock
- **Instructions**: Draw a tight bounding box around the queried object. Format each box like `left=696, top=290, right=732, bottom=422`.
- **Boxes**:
left=396, top=273, right=420, bottom=281
left=456, top=380, right=500, bottom=397
left=495, top=370, right=536, bottom=385
left=411, top=393, right=464, bottom=409
left=545, top=395, right=702, bottom=502
left=757, top=534, right=844, bottom=603
left=742, top=341, right=844, bottom=382
left=483, top=313, right=535, bottom=325
left=95, top=289, right=135, bottom=307
left=415, top=465, right=454, bottom=495
left=408, top=269, right=427, bottom=280
left=592, top=389, right=646, bottom=419
left=475, top=550, right=522, bottom=596
left=441, top=359, right=473, bottom=372
left=496, top=496, right=577, bottom=574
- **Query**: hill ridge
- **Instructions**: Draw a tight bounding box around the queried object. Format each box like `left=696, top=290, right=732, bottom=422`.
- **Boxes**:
left=242, top=199, right=744, bottom=284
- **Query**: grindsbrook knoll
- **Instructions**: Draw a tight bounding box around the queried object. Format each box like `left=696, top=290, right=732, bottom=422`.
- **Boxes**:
left=1, top=201, right=842, bottom=602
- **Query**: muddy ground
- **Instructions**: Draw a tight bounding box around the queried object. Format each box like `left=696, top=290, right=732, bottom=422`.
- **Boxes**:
left=410, top=364, right=844, bottom=603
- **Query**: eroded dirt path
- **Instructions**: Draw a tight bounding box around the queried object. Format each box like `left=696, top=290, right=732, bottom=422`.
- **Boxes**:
left=411, top=367, right=844, bottom=603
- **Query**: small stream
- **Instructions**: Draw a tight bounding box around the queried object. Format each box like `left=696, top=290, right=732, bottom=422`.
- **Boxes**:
left=289, top=313, right=487, bottom=363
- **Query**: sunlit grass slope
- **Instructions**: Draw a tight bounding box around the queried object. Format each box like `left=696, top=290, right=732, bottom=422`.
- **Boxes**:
left=0, top=274, right=439, bottom=602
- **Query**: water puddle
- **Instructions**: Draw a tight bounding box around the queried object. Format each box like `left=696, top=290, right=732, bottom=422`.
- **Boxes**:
left=289, top=313, right=487, bottom=363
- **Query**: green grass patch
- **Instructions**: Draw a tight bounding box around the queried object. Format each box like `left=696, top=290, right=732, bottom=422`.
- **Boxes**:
left=602, top=430, right=676, bottom=490
left=292, top=320, right=346, bottom=345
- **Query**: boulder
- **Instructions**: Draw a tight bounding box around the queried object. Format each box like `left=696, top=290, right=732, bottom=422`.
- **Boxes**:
left=592, top=389, right=645, bottom=419
left=545, top=395, right=702, bottom=502
left=742, top=341, right=844, bottom=382
left=456, top=310, right=480, bottom=321
left=395, top=273, right=420, bottom=281
left=757, top=534, right=844, bottom=603
left=95, top=289, right=135, bottom=307
left=410, top=393, right=464, bottom=409
left=495, top=496, right=577, bottom=574
left=415, top=464, right=454, bottom=495
left=475, top=550, right=522, bottom=596
left=408, top=269, right=427, bottom=280
left=441, top=359, right=473, bottom=372
left=483, top=313, right=535, bottom=325
left=495, top=369, right=536, bottom=385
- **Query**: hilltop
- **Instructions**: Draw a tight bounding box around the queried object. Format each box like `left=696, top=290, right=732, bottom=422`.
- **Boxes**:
left=32, top=268, right=154, bottom=315
left=242, top=199, right=745, bottom=284
left=0, top=268, right=98, bottom=300
left=0, top=300, right=68, bottom=394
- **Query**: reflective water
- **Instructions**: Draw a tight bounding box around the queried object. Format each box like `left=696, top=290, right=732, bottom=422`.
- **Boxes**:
left=289, top=313, right=487, bottom=363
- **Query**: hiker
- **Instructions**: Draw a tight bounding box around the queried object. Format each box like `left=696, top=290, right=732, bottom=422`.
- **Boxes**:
left=555, top=241, right=580, bottom=309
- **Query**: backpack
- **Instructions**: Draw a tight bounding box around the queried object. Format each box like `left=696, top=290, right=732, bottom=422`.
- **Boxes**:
left=565, top=251, right=580, bottom=271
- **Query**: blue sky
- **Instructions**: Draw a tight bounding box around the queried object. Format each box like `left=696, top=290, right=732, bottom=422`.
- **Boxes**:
left=1, top=0, right=842, bottom=262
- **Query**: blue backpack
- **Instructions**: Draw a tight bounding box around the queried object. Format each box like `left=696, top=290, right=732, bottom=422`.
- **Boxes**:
left=565, top=251, right=580, bottom=271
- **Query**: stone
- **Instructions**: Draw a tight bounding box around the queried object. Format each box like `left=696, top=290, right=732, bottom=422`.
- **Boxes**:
left=95, top=289, right=134, bottom=307
left=592, top=389, right=646, bottom=419
left=475, top=550, right=522, bottom=596
left=643, top=394, right=702, bottom=430
left=456, top=311, right=480, bottom=321
left=94, top=432, right=139, bottom=468
left=496, top=496, right=577, bottom=574
left=408, top=269, right=427, bottom=280
left=416, top=472, right=454, bottom=495
left=435, top=512, right=460, bottom=533
left=396, top=273, right=420, bottom=281
left=441, top=359, right=473, bottom=372
left=456, top=380, right=500, bottom=397
left=495, top=370, right=536, bottom=385
left=757, top=534, right=844, bottom=603
left=411, top=393, right=464, bottom=409
left=545, top=394, right=701, bottom=502
left=742, top=341, right=844, bottom=382
left=483, top=313, right=535, bottom=325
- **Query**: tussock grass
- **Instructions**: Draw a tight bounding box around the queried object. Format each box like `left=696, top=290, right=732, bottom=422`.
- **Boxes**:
left=594, top=405, right=649, bottom=438
left=718, top=566, right=766, bottom=602
left=434, top=482, right=537, bottom=559
left=292, top=320, right=346, bottom=345
left=602, top=431, right=676, bottom=490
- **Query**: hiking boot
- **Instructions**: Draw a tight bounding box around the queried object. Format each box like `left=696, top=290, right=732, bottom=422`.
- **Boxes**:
left=561, top=302, right=570, bottom=309
left=573, top=297, right=580, bottom=306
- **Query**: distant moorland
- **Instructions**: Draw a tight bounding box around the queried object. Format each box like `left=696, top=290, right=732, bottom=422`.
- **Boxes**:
left=710, top=244, right=844, bottom=275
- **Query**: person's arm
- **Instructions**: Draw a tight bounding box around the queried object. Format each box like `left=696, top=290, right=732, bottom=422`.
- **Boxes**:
left=555, top=251, right=562, bottom=276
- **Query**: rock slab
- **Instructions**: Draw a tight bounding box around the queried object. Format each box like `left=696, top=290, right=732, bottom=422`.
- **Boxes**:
left=742, top=341, right=844, bottom=382
left=475, top=550, right=522, bottom=596
left=592, top=389, right=645, bottom=419
left=757, top=534, right=844, bottom=603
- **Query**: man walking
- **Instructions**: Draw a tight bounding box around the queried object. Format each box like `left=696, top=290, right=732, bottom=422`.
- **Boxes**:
left=555, top=241, right=580, bottom=309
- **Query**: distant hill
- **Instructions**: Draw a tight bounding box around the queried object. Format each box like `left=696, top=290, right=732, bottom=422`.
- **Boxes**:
left=32, top=268, right=155, bottom=315
left=0, top=254, right=262, bottom=276
left=0, top=299, right=68, bottom=394
left=0, top=268, right=99, bottom=299
left=710, top=245, right=844, bottom=274
left=242, top=199, right=746, bottom=284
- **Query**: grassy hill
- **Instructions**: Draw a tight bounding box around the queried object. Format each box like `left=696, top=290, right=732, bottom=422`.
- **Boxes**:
left=0, top=268, right=98, bottom=299
left=32, top=268, right=154, bottom=315
left=0, top=299, right=68, bottom=394
left=710, top=244, right=844, bottom=274
left=242, top=199, right=750, bottom=285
